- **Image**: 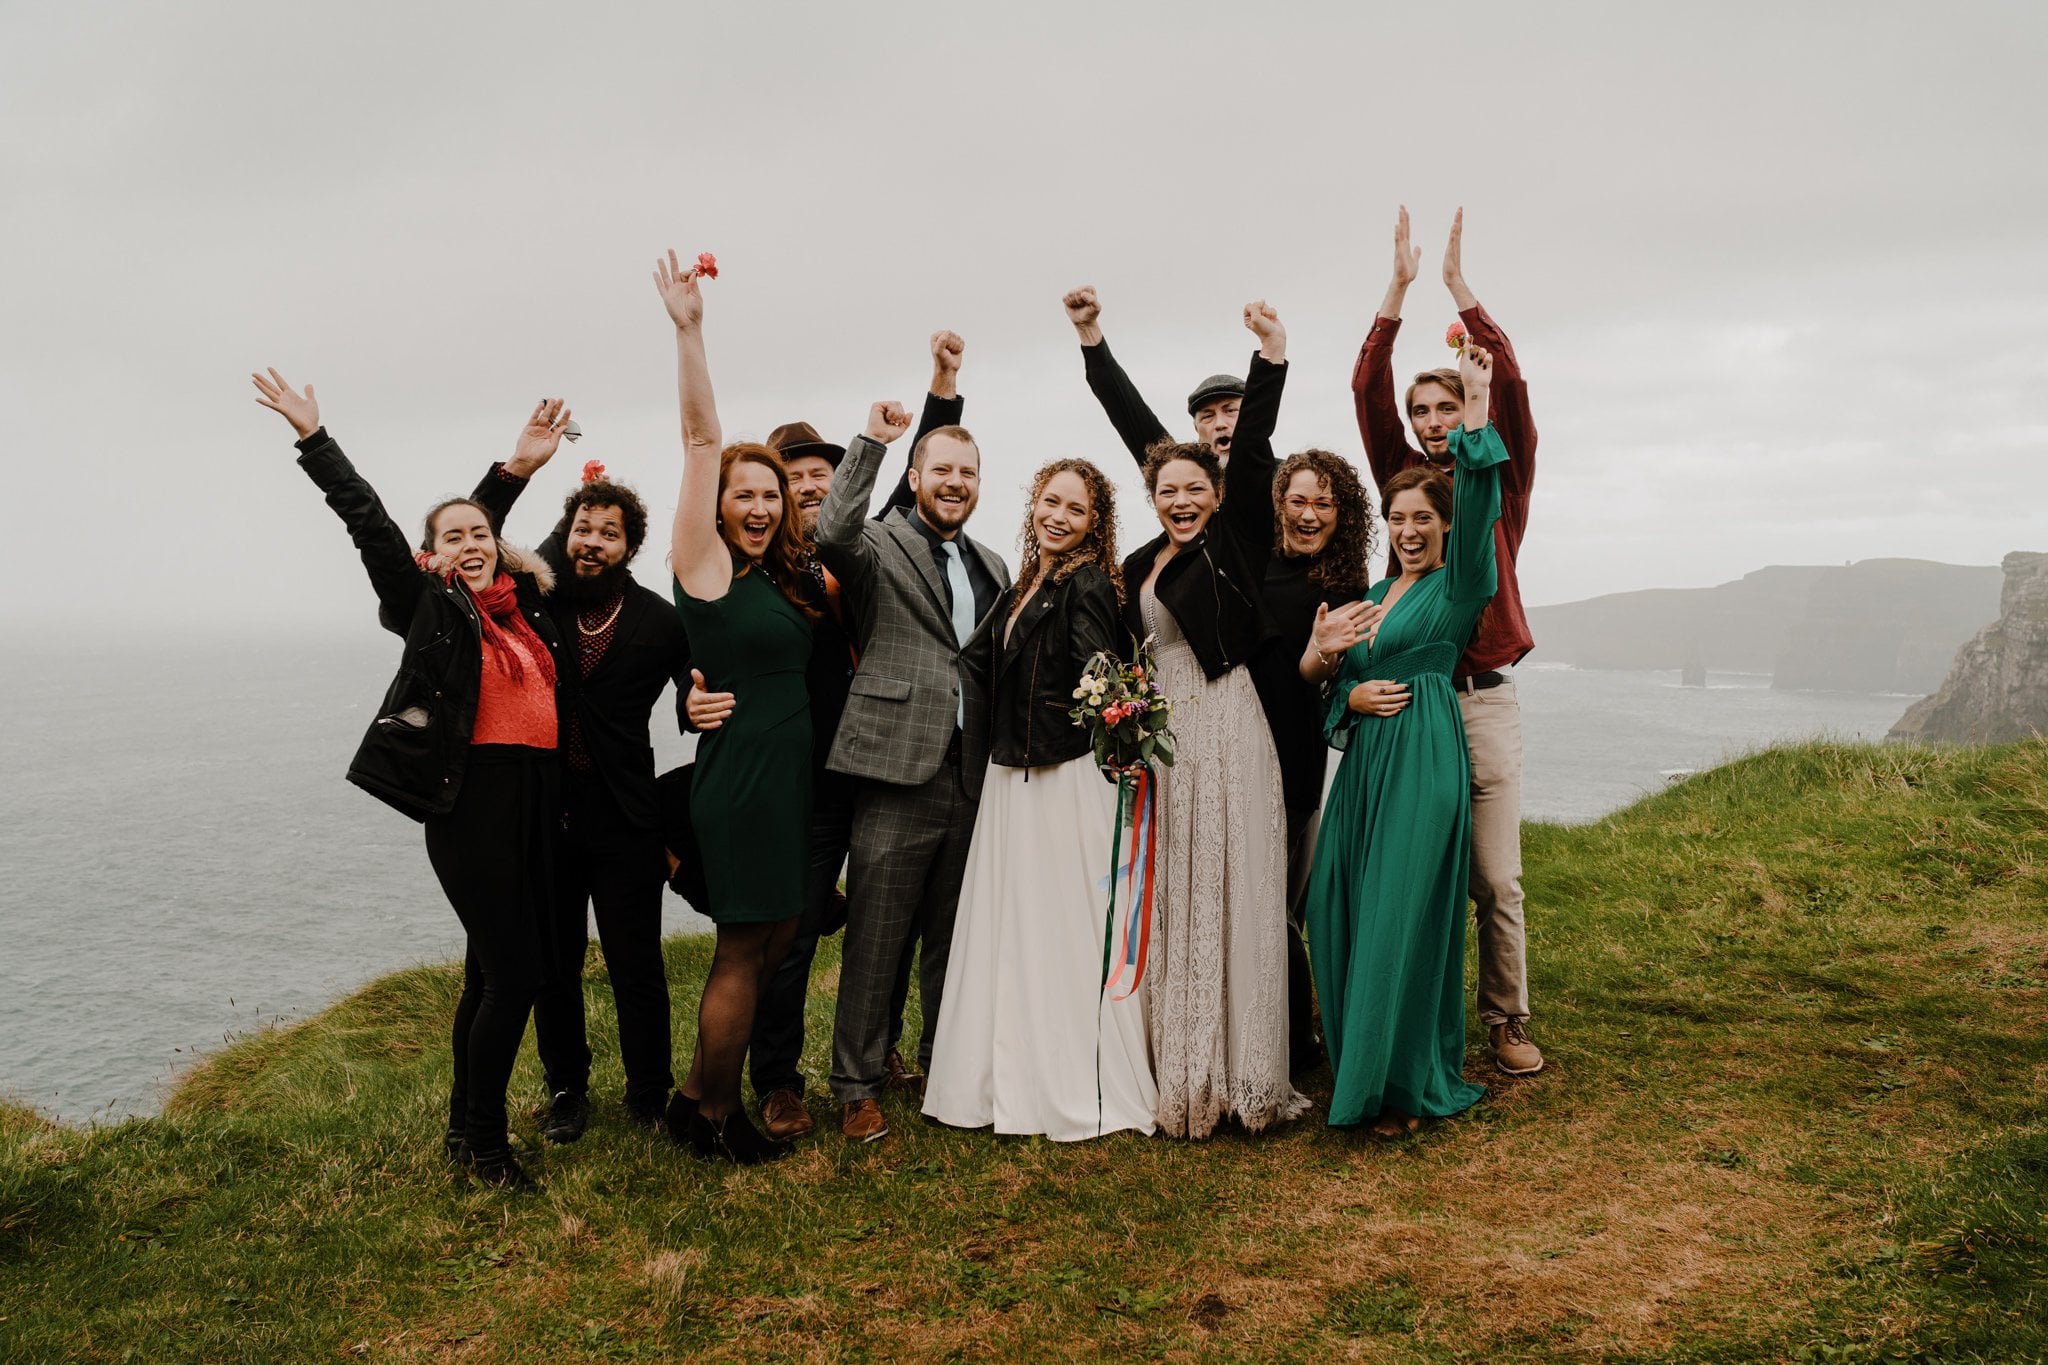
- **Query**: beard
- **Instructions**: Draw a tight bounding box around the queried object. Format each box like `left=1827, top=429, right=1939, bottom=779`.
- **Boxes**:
left=547, top=543, right=635, bottom=607
left=916, top=487, right=976, bottom=534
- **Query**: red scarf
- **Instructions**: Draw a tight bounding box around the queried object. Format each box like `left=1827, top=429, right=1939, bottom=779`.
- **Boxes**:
left=468, top=572, right=558, bottom=688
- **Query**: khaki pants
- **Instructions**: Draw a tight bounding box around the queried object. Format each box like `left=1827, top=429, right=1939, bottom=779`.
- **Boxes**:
left=1458, top=677, right=1528, bottom=1026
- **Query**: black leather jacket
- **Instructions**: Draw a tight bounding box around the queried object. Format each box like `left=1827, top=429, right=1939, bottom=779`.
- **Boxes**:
left=297, top=430, right=564, bottom=822
left=984, top=566, right=1123, bottom=769
left=1118, top=354, right=1287, bottom=678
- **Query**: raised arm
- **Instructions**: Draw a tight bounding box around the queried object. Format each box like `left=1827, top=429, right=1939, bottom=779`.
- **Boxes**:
left=1442, top=208, right=1537, bottom=494
left=252, top=367, right=423, bottom=633
left=1218, top=301, right=1288, bottom=567
left=655, top=249, right=730, bottom=602
left=473, top=397, right=573, bottom=541
left=879, top=330, right=966, bottom=518
left=1350, top=205, right=1423, bottom=487
left=815, top=401, right=914, bottom=596
left=1445, top=343, right=1507, bottom=606
left=1064, top=285, right=1172, bottom=467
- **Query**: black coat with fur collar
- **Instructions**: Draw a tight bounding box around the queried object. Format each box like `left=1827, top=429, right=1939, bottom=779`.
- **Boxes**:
left=296, top=428, right=565, bottom=822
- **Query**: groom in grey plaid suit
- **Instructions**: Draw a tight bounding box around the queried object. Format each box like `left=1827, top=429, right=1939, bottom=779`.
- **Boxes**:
left=813, top=400, right=1010, bottom=1142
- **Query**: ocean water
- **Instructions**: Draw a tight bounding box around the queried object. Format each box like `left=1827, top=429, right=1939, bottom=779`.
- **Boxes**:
left=1, top=631, right=1914, bottom=1123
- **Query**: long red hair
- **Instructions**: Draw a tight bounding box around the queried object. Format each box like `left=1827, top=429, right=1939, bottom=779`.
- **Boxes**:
left=717, top=443, right=818, bottom=618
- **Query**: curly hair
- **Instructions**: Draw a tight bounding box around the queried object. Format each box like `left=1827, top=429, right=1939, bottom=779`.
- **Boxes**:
left=552, top=478, right=650, bottom=561
left=717, top=443, right=820, bottom=620
left=1013, top=458, right=1124, bottom=606
left=1272, top=450, right=1376, bottom=599
left=1139, top=440, right=1223, bottom=497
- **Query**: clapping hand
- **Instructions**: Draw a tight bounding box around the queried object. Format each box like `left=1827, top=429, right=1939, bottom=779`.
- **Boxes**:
left=865, top=400, right=913, bottom=445
left=1392, top=205, right=1421, bottom=289
left=251, top=368, right=321, bottom=439
left=1442, top=207, right=1477, bottom=310
left=652, top=248, right=705, bottom=330
left=509, top=398, right=574, bottom=475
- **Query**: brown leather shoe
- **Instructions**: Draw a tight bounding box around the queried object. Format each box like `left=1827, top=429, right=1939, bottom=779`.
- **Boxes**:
left=883, top=1048, right=925, bottom=1096
left=759, top=1088, right=815, bottom=1142
left=841, top=1098, right=889, bottom=1143
left=1490, top=1019, right=1544, bottom=1076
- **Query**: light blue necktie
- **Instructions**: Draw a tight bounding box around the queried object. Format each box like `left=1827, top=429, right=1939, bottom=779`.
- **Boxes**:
left=940, top=539, right=974, bottom=727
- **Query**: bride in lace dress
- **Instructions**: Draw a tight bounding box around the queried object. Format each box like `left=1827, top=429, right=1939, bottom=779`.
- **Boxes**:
left=1116, top=301, right=1308, bottom=1138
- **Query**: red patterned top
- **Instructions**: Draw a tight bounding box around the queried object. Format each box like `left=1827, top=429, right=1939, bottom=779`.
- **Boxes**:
left=563, top=589, right=625, bottom=772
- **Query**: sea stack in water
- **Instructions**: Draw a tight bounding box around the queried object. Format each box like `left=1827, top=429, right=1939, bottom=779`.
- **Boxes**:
left=1890, top=551, right=2048, bottom=745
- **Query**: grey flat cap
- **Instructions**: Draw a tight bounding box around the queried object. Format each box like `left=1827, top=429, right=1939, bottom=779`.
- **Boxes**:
left=1186, top=374, right=1245, bottom=415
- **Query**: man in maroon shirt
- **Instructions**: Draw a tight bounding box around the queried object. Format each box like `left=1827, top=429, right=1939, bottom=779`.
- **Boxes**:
left=1351, top=207, right=1542, bottom=1077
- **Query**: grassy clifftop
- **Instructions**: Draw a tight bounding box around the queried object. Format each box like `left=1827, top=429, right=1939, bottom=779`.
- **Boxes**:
left=5, top=742, right=2047, bottom=1362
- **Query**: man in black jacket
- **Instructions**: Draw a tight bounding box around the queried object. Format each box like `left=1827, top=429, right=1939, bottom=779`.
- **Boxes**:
left=473, top=400, right=692, bottom=1139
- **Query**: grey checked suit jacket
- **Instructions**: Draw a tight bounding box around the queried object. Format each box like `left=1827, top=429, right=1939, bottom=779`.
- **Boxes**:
left=814, top=432, right=1010, bottom=795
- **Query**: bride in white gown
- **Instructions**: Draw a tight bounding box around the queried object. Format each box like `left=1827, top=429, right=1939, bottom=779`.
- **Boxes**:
left=924, top=459, right=1156, bottom=1141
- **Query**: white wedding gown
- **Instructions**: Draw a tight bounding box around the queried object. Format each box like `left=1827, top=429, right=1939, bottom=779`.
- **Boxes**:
left=1140, top=586, right=1308, bottom=1138
left=923, top=752, right=1158, bottom=1142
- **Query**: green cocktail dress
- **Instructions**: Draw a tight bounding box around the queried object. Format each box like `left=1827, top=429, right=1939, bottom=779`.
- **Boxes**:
left=673, top=565, right=813, bottom=925
left=1306, top=422, right=1507, bottom=1126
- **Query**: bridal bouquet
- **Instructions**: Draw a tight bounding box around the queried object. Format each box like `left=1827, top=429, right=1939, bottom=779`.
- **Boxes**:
left=1069, top=638, right=1176, bottom=1008
left=1069, top=638, right=1176, bottom=779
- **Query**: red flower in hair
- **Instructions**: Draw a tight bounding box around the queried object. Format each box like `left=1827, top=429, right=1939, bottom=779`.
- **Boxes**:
left=1445, top=321, right=1467, bottom=352
left=581, top=460, right=606, bottom=484
left=695, top=251, right=719, bottom=280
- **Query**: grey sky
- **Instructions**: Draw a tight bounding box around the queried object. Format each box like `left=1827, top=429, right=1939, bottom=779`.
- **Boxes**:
left=4, top=1, right=2043, bottom=629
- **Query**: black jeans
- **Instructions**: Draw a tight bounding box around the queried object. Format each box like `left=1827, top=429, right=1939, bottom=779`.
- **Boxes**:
left=748, top=768, right=856, bottom=1099
left=532, top=773, right=673, bottom=1118
left=424, top=745, right=558, bottom=1154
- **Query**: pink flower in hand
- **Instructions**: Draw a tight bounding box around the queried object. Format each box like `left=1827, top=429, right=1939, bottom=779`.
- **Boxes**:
left=1445, top=321, right=1467, bottom=352
left=695, top=251, right=719, bottom=280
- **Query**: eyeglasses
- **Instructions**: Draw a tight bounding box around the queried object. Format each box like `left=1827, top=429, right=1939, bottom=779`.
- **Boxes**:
left=1282, top=497, right=1336, bottom=516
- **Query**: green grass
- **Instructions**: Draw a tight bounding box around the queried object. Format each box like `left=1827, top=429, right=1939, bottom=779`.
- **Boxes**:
left=4, top=740, right=2047, bottom=1361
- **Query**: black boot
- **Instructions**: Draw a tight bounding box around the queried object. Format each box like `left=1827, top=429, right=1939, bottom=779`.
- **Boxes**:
left=542, top=1090, right=590, bottom=1144
left=688, top=1109, right=791, bottom=1165
left=663, top=1091, right=701, bottom=1149
left=443, top=1126, right=470, bottom=1165
left=468, top=1147, right=540, bottom=1193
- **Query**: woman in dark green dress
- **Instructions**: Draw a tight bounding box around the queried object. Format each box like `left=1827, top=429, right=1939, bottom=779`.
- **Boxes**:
left=1300, top=342, right=1504, bottom=1138
left=653, top=249, right=814, bottom=1163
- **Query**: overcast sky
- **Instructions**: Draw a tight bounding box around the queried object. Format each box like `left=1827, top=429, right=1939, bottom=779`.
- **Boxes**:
left=4, top=1, right=2044, bottom=630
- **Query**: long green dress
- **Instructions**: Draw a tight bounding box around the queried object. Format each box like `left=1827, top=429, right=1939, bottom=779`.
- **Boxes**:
left=1305, top=422, right=1507, bottom=1127
left=673, top=565, right=813, bottom=925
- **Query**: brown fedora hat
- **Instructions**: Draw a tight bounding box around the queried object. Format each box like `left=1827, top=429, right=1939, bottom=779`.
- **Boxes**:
left=765, top=421, right=847, bottom=468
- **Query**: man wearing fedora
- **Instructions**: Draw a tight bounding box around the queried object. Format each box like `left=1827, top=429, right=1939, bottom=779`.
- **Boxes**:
left=688, top=332, right=968, bottom=1141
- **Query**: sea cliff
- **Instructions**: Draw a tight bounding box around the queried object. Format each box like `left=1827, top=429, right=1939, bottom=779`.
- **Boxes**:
left=1527, top=558, right=2000, bottom=692
left=1890, top=550, right=2048, bottom=744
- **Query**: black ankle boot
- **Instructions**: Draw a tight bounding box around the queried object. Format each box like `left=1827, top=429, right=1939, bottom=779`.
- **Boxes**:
left=468, top=1146, right=539, bottom=1193
left=689, top=1109, right=791, bottom=1165
left=443, top=1126, right=470, bottom=1165
left=663, top=1091, right=701, bottom=1149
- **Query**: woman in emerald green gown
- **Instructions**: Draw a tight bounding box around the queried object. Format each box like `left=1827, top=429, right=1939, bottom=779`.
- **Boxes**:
left=1300, top=342, right=1505, bottom=1136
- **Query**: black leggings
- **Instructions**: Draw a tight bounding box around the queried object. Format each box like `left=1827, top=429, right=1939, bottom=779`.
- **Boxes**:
left=424, top=744, right=559, bottom=1154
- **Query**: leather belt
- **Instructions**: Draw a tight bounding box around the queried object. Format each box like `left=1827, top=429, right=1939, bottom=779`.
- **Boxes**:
left=1455, top=671, right=1506, bottom=694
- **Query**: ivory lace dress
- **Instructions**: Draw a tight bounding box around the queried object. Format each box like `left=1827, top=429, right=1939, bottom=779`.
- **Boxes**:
left=1140, top=586, right=1308, bottom=1138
